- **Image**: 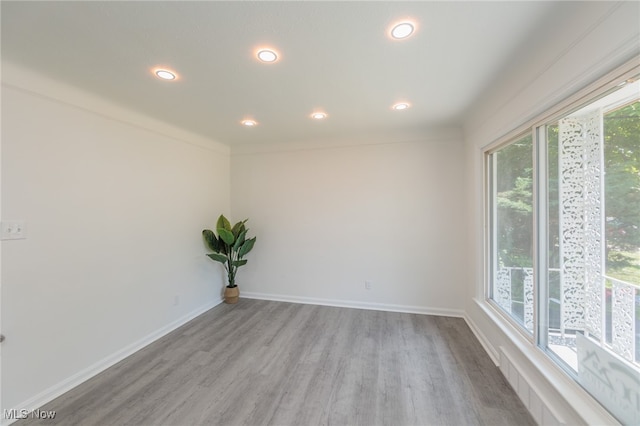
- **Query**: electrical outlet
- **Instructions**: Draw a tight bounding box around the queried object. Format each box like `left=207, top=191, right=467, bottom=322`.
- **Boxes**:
left=1, top=221, right=26, bottom=240
left=173, top=295, right=180, bottom=306
left=365, top=281, right=372, bottom=290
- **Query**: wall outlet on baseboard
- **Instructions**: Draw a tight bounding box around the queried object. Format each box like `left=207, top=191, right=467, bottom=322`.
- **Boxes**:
left=365, top=281, right=372, bottom=290
left=173, top=295, right=180, bottom=306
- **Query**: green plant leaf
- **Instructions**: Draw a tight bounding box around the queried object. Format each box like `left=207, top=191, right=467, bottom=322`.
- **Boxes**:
left=216, top=214, right=231, bottom=232
left=202, top=229, right=221, bottom=252
left=232, top=259, right=248, bottom=267
left=218, top=228, right=235, bottom=245
left=233, top=229, right=247, bottom=250
left=207, top=253, right=228, bottom=264
left=238, top=237, right=256, bottom=258
left=231, top=220, right=246, bottom=239
left=219, top=241, right=228, bottom=255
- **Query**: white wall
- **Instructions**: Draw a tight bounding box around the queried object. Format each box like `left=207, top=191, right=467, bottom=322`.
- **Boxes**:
left=1, top=62, right=230, bottom=413
left=231, top=132, right=466, bottom=316
left=3, top=1, right=637, bottom=422
left=463, top=2, right=639, bottom=425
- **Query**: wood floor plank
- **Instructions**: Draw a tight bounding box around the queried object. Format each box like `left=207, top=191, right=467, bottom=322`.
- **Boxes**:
left=19, top=299, right=535, bottom=426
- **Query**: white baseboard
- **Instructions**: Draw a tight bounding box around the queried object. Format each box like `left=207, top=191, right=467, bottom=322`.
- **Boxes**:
left=463, top=312, right=500, bottom=366
left=2, top=298, right=222, bottom=426
left=241, top=291, right=465, bottom=318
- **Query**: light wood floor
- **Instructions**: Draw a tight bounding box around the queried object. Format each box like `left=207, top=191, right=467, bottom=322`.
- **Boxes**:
left=21, top=299, right=535, bottom=426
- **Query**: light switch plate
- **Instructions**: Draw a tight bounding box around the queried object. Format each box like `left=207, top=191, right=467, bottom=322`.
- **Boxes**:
left=1, top=220, right=27, bottom=240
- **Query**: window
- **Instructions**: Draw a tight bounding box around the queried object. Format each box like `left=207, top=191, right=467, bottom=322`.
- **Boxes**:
left=486, top=68, right=639, bottom=424
left=542, top=83, right=639, bottom=424
left=487, top=134, right=534, bottom=334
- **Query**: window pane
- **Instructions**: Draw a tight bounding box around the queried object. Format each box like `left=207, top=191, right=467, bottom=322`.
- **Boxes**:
left=545, top=81, right=639, bottom=424
left=489, top=135, right=534, bottom=333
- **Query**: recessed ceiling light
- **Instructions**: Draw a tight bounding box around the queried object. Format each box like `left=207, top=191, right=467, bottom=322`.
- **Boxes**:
left=257, top=49, right=278, bottom=63
left=392, top=102, right=411, bottom=110
left=390, top=21, right=416, bottom=40
left=241, top=119, right=258, bottom=127
left=154, top=68, right=177, bottom=80
left=311, top=112, right=327, bottom=120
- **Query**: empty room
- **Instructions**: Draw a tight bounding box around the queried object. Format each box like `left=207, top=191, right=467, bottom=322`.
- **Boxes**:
left=1, top=1, right=639, bottom=425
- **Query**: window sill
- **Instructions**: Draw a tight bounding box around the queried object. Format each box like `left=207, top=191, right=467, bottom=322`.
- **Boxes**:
left=473, top=297, right=620, bottom=425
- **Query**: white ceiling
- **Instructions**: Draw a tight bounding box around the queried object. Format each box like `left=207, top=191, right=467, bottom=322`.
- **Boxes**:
left=2, top=1, right=565, bottom=146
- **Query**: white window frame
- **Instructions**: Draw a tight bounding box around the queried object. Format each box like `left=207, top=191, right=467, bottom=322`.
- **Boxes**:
left=482, top=58, right=640, bottom=423
left=484, top=129, right=536, bottom=342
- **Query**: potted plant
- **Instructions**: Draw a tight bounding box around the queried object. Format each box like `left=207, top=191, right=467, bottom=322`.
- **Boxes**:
left=202, top=215, right=257, bottom=304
